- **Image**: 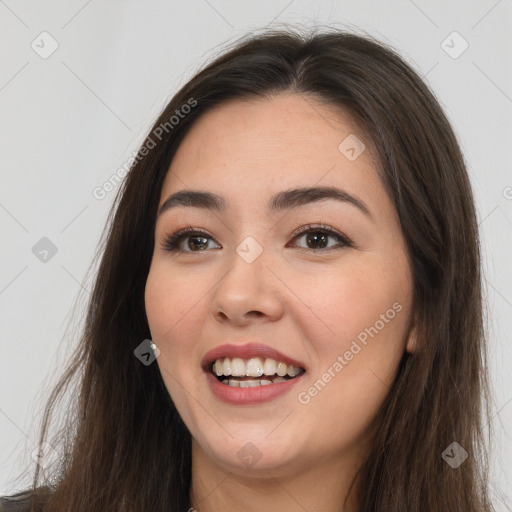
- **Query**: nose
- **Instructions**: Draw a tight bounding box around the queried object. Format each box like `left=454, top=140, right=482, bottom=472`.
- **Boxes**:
left=210, top=244, right=284, bottom=327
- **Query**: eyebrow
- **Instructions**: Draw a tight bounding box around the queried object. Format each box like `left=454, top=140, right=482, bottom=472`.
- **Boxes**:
left=158, top=186, right=372, bottom=219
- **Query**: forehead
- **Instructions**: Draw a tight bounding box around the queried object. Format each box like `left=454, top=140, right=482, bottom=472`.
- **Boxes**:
left=161, top=93, right=382, bottom=205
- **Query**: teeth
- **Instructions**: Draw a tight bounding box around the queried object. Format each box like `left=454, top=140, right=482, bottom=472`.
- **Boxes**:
left=222, top=378, right=282, bottom=388
left=230, top=358, right=246, bottom=377
left=212, top=357, right=303, bottom=387
left=245, top=357, right=264, bottom=377
left=263, top=358, right=277, bottom=375
left=276, top=362, right=287, bottom=377
left=240, top=380, right=259, bottom=388
left=212, top=357, right=304, bottom=379
left=287, top=366, right=301, bottom=377
left=222, top=358, right=232, bottom=376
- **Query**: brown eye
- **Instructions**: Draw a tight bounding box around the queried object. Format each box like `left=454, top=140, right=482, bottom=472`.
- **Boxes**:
left=289, top=225, right=353, bottom=251
left=161, top=224, right=352, bottom=253
left=303, top=232, right=329, bottom=249
left=161, top=228, right=221, bottom=253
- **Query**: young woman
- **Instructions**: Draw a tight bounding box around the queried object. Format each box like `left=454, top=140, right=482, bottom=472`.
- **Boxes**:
left=1, top=27, right=495, bottom=512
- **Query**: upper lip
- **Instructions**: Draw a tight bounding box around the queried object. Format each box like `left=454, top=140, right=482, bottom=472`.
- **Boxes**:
left=201, top=343, right=307, bottom=373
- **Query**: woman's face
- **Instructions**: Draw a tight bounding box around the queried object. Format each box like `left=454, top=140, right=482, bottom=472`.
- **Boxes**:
left=145, top=92, right=415, bottom=477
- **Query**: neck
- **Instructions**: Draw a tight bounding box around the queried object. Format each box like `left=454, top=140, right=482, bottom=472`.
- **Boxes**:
left=189, top=441, right=365, bottom=512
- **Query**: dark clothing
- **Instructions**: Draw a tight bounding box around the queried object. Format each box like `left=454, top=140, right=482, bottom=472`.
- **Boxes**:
left=0, top=490, right=33, bottom=512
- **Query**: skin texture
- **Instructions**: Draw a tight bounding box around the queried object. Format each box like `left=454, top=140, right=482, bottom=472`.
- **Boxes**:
left=144, top=92, right=417, bottom=512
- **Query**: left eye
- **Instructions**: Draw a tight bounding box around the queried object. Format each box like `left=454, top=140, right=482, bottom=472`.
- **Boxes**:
left=289, top=228, right=351, bottom=251
left=161, top=225, right=352, bottom=253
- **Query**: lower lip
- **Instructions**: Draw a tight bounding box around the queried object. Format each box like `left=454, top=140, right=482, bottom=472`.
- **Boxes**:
left=205, top=371, right=306, bottom=405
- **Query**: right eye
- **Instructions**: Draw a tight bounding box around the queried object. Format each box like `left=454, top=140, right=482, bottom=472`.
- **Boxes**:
left=161, top=227, right=221, bottom=253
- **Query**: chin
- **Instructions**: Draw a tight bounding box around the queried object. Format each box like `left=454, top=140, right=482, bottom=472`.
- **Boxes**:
left=196, top=433, right=305, bottom=476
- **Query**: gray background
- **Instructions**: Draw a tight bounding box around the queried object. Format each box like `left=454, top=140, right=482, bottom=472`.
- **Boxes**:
left=1, top=0, right=511, bottom=508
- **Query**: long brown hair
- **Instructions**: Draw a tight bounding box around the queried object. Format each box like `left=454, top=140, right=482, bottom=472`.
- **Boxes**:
left=12, top=26, right=495, bottom=511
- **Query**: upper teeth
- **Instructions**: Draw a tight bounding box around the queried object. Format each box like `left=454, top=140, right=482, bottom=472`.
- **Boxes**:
left=212, top=357, right=303, bottom=378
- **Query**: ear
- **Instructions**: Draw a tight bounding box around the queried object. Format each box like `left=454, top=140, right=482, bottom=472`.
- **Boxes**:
left=405, top=315, right=419, bottom=353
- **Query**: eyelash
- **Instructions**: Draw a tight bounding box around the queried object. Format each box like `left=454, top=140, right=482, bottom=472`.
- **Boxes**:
left=160, top=224, right=353, bottom=253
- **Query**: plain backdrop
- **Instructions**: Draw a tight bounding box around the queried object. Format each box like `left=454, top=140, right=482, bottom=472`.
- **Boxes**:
left=1, top=0, right=511, bottom=508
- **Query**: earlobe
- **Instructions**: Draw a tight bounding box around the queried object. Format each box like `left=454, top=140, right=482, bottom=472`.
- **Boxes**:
left=405, top=316, right=418, bottom=353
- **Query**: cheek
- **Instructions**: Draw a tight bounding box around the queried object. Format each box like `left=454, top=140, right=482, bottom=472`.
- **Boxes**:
left=292, top=256, right=411, bottom=436
left=144, top=263, right=208, bottom=377
left=144, top=263, right=211, bottom=418
left=145, top=262, right=204, bottom=339
left=295, top=260, right=409, bottom=354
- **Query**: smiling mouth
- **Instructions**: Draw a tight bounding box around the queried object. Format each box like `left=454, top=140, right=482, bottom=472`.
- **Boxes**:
left=210, top=356, right=306, bottom=388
